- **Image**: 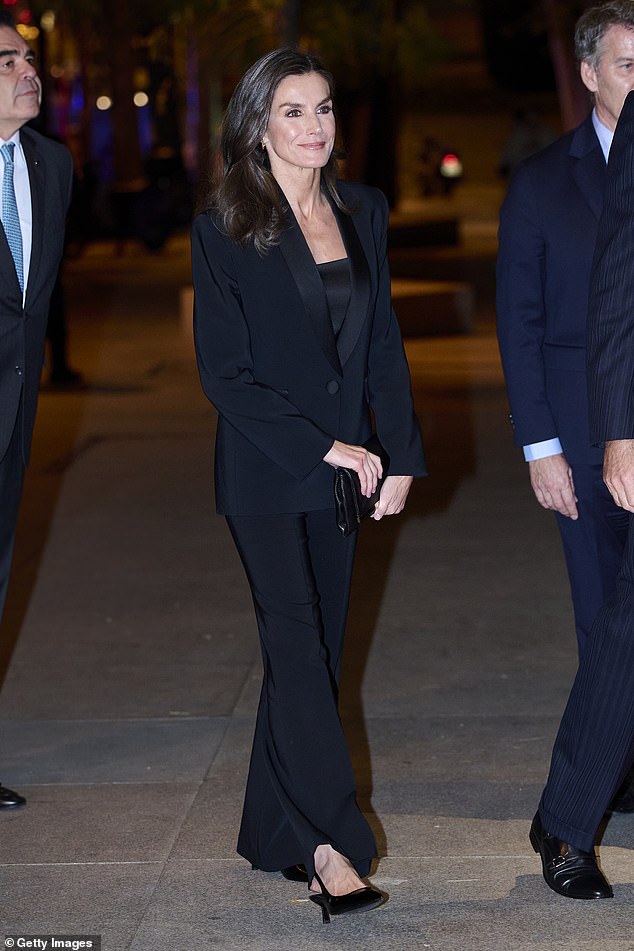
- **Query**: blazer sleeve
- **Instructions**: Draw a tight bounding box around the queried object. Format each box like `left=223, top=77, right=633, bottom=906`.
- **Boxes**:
left=363, top=189, right=427, bottom=476
left=587, top=91, right=634, bottom=444
left=192, top=213, right=335, bottom=480
left=495, top=162, right=558, bottom=448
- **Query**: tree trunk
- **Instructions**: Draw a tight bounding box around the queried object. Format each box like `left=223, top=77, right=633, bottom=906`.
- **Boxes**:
left=109, top=0, right=145, bottom=190
left=542, top=0, right=589, bottom=129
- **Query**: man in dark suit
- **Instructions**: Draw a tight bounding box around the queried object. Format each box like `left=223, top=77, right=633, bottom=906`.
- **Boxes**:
left=528, top=81, right=634, bottom=902
left=497, top=1, right=634, bottom=822
left=497, top=1, right=634, bottom=660
left=0, top=15, right=73, bottom=808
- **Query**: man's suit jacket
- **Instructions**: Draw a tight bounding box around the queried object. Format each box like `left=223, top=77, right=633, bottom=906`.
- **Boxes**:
left=192, top=180, right=426, bottom=516
left=496, top=114, right=606, bottom=466
left=588, top=91, right=634, bottom=443
left=0, top=127, right=73, bottom=465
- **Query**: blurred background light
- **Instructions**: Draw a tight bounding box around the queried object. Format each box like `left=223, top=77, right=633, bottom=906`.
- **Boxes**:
left=16, top=24, right=39, bottom=41
left=40, top=10, right=56, bottom=33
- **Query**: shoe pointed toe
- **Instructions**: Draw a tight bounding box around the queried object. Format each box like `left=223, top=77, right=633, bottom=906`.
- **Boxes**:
left=560, top=874, right=612, bottom=900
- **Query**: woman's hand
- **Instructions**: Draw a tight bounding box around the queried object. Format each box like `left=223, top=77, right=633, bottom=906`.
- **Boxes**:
left=323, top=440, right=383, bottom=498
left=372, top=475, right=413, bottom=520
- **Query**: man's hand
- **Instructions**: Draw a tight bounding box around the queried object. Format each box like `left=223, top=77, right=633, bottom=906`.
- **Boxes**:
left=528, top=454, right=578, bottom=519
left=603, top=439, right=634, bottom=511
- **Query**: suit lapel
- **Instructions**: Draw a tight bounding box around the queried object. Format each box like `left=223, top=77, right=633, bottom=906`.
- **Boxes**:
left=279, top=205, right=343, bottom=376
left=334, top=205, right=371, bottom=367
left=0, top=222, right=19, bottom=293
left=21, top=130, right=44, bottom=302
left=278, top=191, right=372, bottom=374
left=569, top=115, right=606, bottom=220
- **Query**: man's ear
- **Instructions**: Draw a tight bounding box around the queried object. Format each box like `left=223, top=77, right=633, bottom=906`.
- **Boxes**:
left=580, top=59, right=599, bottom=94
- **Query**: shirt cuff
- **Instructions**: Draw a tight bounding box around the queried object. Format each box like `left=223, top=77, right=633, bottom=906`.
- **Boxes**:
left=523, top=438, right=563, bottom=462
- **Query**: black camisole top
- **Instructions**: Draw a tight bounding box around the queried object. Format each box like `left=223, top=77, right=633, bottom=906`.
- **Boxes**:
left=317, top=258, right=351, bottom=339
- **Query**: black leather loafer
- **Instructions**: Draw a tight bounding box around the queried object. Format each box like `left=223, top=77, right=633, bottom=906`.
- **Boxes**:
left=529, top=812, right=613, bottom=899
left=0, top=784, right=26, bottom=809
left=281, top=864, right=309, bottom=883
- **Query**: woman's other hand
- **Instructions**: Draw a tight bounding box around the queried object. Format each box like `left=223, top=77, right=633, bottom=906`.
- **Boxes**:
left=372, top=475, right=413, bottom=520
left=323, top=440, right=383, bottom=498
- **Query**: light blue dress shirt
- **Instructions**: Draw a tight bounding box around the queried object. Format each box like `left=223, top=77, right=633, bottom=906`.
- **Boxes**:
left=0, top=131, right=32, bottom=303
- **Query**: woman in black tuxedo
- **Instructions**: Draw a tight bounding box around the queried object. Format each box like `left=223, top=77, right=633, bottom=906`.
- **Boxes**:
left=192, top=47, right=426, bottom=921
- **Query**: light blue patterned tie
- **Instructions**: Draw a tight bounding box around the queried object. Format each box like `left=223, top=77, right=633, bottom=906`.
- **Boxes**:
left=1, top=143, right=24, bottom=292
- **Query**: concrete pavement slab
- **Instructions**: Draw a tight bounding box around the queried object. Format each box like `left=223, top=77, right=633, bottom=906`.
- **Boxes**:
left=0, top=863, right=161, bottom=947
left=0, top=717, right=229, bottom=783
left=0, top=783, right=199, bottom=864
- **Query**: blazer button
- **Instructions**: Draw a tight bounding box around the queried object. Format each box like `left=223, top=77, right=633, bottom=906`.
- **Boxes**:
left=14, top=365, right=23, bottom=376
left=326, top=380, right=340, bottom=395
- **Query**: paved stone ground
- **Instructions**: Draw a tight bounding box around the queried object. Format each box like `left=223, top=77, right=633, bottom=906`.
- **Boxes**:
left=0, top=221, right=632, bottom=950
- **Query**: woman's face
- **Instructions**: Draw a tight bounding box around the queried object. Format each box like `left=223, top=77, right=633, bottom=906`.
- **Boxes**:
left=262, top=71, right=335, bottom=178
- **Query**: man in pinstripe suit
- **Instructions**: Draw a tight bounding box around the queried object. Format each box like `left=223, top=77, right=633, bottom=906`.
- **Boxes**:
left=530, top=83, right=634, bottom=901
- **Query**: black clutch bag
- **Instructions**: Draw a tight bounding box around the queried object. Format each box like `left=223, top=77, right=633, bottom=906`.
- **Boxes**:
left=334, top=435, right=390, bottom=536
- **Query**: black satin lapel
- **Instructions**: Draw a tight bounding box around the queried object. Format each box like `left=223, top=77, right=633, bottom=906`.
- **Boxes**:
left=335, top=209, right=371, bottom=366
left=21, top=133, right=44, bottom=300
left=279, top=217, right=342, bottom=376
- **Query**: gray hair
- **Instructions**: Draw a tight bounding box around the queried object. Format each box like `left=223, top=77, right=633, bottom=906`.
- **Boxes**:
left=575, top=1, right=634, bottom=67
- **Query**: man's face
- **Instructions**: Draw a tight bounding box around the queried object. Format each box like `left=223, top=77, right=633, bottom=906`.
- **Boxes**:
left=0, top=25, right=41, bottom=140
left=581, top=24, right=634, bottom=131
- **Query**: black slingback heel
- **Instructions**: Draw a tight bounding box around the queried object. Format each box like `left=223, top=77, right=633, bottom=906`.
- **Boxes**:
left=309, top=871, right=386, bottom=923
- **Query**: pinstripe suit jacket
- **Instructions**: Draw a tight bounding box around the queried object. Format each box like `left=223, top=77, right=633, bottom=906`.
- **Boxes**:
left=588, top=90, right=634, bottom=443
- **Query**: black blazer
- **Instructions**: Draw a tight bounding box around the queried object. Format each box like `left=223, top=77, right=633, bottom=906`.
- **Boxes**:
left=0, top=127, right=73, bottom=464
left=192, top=180, right=426, bottom=515
left=588, top=91, right=634, bottom=444
left=496, top=114, right=606, bottom=465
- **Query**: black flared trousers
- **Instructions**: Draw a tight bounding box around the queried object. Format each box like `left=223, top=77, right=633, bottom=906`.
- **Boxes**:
left=226, top=509, right=377, bottom=879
